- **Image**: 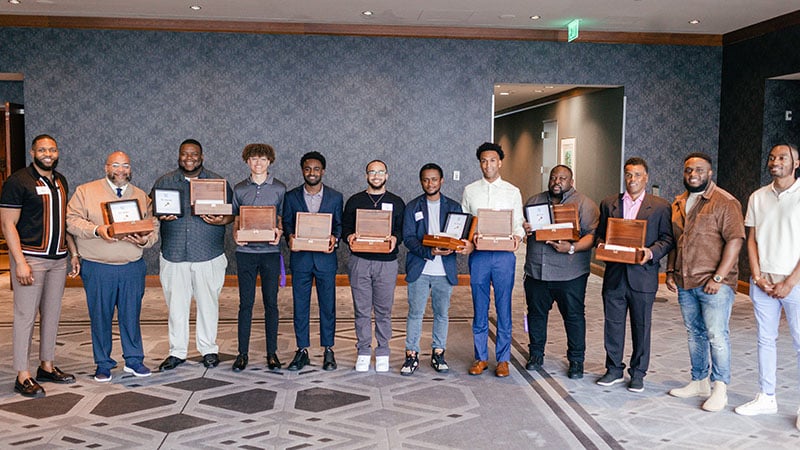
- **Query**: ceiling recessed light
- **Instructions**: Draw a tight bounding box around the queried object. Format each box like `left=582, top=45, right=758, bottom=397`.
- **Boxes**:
left=189, top=5, right=201, bottom=11
left=499, top=92, right=510, bottom=96
left=8, top=0, right=21, bottom=4
left=362, top=10, right=374, bottom=17
left=499, top=14, right=516, bottom=20
left=688, top=19, right=700, bottom=24
left=534, top=89, right=544, bottom=93
left=530, top=15, right=541, bottom=20
left=545, top=85, right=554, bottom=89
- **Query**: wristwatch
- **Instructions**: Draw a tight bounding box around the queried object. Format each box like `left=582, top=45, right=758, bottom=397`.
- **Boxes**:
left=712, top=274, right=723, bottom=283
left=568, top=244, right=575, bottom=255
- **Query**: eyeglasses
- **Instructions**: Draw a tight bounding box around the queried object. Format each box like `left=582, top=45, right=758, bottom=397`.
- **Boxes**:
left=367, top=170, right=387, bottom=176
left=107, top=163, right=131, bottom=169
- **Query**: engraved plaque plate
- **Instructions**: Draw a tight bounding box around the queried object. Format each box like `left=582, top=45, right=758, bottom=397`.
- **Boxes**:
left=103, top=199, right=154, bottom=237
left=153, top=188, right=182, bottom=217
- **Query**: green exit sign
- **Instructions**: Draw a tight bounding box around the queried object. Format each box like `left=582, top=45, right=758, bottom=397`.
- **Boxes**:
left=567, top=19, right=580, bottom=42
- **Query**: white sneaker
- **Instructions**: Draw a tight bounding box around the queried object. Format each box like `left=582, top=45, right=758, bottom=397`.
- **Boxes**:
left=669, top=378, right=711, bottom=398
left=375, top=356, right=390, bottom=373
left=735, top=393, right=778, bottom=416
left=355, top=355, right=371, bottom=372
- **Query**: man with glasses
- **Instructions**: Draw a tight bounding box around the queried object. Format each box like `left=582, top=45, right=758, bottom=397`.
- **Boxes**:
left=1, top=134, right=79, bottom=397
left=151, top=139, right=233, bottom=371
left=282, top=151, right=343, bottom=371
left=666, top=152, right=744, bottom=412
left=67, top=151, right=158, bottom=381
left=343, top=160, right=405, bottom=372
left=231, top=143, right=286, bottom=372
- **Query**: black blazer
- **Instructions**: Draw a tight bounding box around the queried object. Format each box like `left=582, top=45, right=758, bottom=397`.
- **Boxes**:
left=596, top=193, right=675, bottom=294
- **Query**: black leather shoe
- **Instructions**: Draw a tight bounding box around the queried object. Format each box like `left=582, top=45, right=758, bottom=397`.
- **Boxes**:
left=232, top=354, right=248, bottom=372
left=526, top=354, right=543, bottom=370
left=159, top=355, right=186, bottom=371
left=36, top=366, right=76, bottom=384
left=288, top=348, right=310, bottom=371
left=567, top=361, right=584, bottom=379
left=14, top=378, right=45, bottom=398
left=267, top=354, right=282, bottom=370
left=323, top=347, right=337, bottom=371
left=202, top=353, right=220, bottom=368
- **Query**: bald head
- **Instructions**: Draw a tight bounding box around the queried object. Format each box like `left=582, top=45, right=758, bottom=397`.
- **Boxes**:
left=105, top=151, right=132, bottom=187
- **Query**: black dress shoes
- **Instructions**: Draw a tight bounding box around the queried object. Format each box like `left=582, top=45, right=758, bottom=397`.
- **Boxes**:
left=323, top=347, right=337, bottom=371
left=232, top=354, right=248, bottom=372
left=568, top=361, right=584, bottom=379
left=36, top=366, right=76, bottom=384
left=526, top=354, right=543, bottom=370
left=288, top=348, right=310, bottom=371
left=15, top=378, right=45, bottom=398
left=267, top=354, right=282, bottom=370
left=159, top=355, right=186, bottom=371
left=203, top=353, right=220, bottom=368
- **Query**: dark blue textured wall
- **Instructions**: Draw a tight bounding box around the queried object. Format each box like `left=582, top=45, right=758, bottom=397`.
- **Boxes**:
left=0, top=27, right=722, bottom=273
left=0, top=80, right=23, bottom=104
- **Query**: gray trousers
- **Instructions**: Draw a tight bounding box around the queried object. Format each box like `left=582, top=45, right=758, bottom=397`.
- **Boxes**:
left=11, top=255, right=67, bottom=372
left=347, top=255, right=398, bottom=357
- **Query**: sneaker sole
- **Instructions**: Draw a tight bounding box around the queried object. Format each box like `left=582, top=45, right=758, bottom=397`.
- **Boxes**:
left=627, top=386, right=644, bottom=393
left=735, top=407, right=777, bottom=416
left=123, top=367, right=152, bottom=377
left=94, top=375, right=112, bottom=382
left=597, top=377, right=624, bottom=386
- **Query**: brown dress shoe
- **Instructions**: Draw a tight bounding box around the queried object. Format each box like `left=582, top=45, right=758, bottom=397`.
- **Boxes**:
left=469, top=360, right=488, bottom=375
left=495, top=361, right=510, bottom=377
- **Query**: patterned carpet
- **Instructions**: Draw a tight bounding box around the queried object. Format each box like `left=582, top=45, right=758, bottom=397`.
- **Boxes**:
left=2, top=250, right=800, bottom=448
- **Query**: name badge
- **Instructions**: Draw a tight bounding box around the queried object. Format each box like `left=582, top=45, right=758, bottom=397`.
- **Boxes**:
left=415, top=211, right=424, bottom=221
left=381, top=203, right=393, bottom=212
left=36, top=186, right=50, bottom=195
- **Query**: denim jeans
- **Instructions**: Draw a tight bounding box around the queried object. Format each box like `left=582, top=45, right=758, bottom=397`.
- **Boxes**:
left=750, top=280, right=800, bottom=395
left=677, top=284, right=734, bottom=384
left=405, top=274, right=453, bottom=353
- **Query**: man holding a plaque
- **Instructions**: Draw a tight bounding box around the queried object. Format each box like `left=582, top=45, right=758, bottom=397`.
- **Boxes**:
left=67, top=151, right=158, bottom=381
left=595, top=157, right=674, bottom=392
left=151, top=139, right=234, bottom=372
left=231, top=143, right=286, bottom=372
left=736, top=144, right=800, bottom=421
left=665, top=153, right=744, bottom=412
left=283, top=151, right=343, bottom=371
left=523, top=165, right=599, bottom=379
left=1, top=134, right=80, bottom=397
left=461, top=142, right=524, bottom=378
left=343, top=160, right=405, bottom=372
left=401, top=163, right=471, bottom=375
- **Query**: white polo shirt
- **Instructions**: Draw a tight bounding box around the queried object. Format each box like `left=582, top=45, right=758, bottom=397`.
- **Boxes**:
left=745, top=178, right=800, bottom=277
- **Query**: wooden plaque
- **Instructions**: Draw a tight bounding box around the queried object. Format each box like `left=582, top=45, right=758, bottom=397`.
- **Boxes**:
left=475, top=208, right=515, bottom=251
left=422, top=235, right=466, bottom=251
left=535, top=204, right=580, bottom=241
left=291, top=212, right=333, bottom=252
left=595, top=218, right=647, bottom=264
left=190, top=178, right=232, bottom=215
left=103, top=199, right=154, bottom=238
left=236, top=205, right=276, bottom=242
left=422, top=212, right=474, bottom=251
left=350, top=209, right=392, bottom=253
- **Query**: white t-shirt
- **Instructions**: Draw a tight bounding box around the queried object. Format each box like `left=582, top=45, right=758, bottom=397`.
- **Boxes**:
left=745, top=179, right=800, bottom=276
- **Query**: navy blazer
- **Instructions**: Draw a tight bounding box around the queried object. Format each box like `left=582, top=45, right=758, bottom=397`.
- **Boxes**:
left=596, top=193, right=675, bottom=294
left=282, top=184, right=344, bottom=273
left=403, top=194, right=463, bottom=285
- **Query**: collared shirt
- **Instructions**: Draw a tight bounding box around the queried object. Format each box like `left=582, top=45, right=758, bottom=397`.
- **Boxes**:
left=672, top=180, right=745, bottom=290
left=151, top=167, right=232, bottom=263
left=0, top=164, right=69, bottom=258
left=303, top=184, right=324, bottom=213
left=622, top=191, right=645, bottom=219
left=461, top=176, right=525, bottom=238
left=523, top=187, right=599, bottom=281
left=745, top=178, right=800, bottom=277
left=232, top=173, right=287, bottom=254
left=106, top=178, right=128, bottom=197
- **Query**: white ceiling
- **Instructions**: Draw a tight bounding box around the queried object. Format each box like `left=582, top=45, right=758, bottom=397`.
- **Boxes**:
left=1, top=0, right=798, bottom=35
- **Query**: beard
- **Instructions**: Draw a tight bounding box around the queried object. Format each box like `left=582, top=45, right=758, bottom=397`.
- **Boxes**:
left=107, top=173, right=132, bottom=184
left=179, top=161, right=203, bottom=175
left=304, top=176, right=322, bottom=186
left=684, top=179, right=708, bottom=193
left=34, top=157, right=58, bottom=171
left=368, top=179, right=386, bottom=190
